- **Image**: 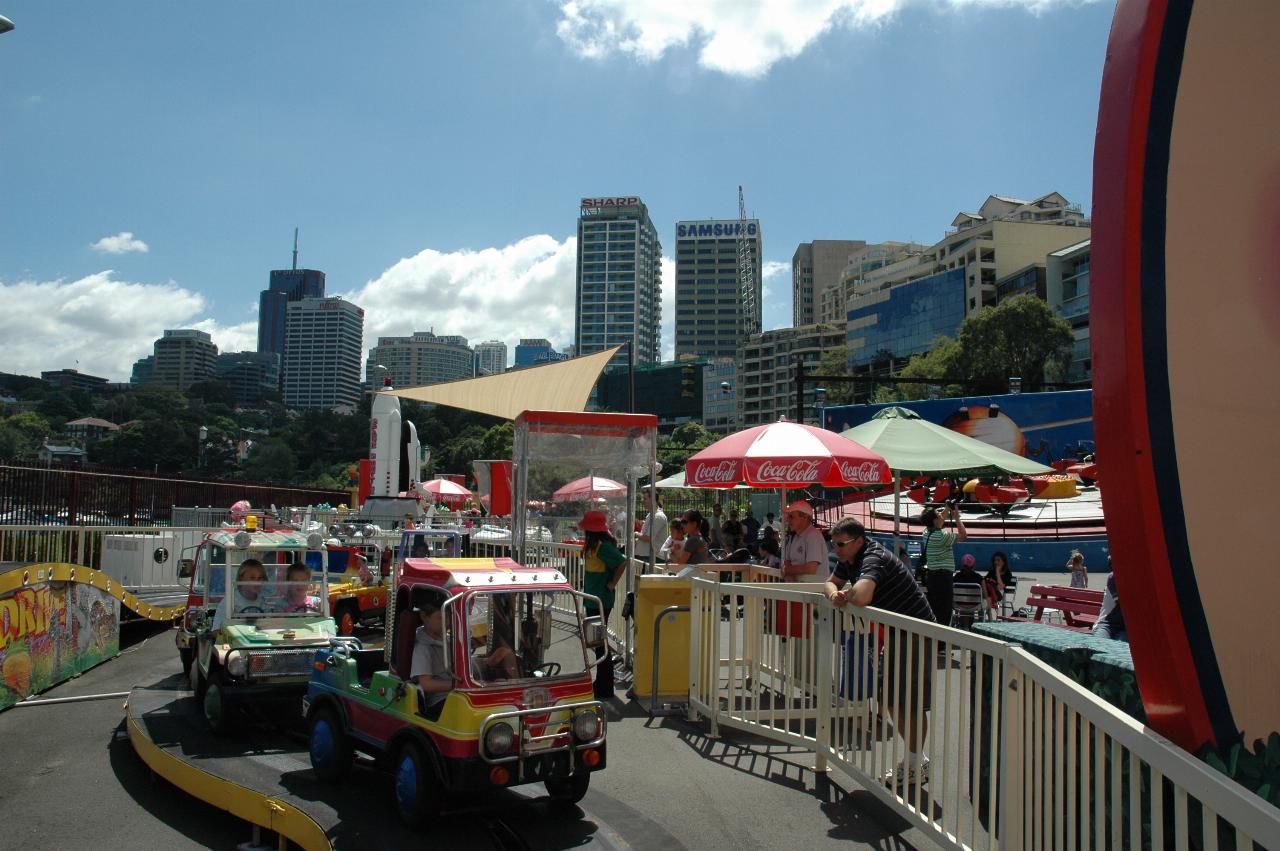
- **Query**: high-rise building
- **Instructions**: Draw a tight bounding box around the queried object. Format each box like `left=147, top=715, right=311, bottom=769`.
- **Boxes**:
left=575, top=197, right=662, bottom=366
left=215, top=351, right=281, bottom=406
left=282, top=298, right=364, bottom=412
left=740, top=323, right=844, bottom=427
left=130, top=355, right=154, bottom=385
left=702, top=359, right=740, bottom=433
left=673, top=219, right=762, bottom=361
left=150, top=329, right=218, bottom=391
left=595, top=359, right=704, bottom=429
left=365, top=331, right=473, bottom=389
left=513, top=338, right=555, bottom=367
left=827, top=242, right=928, bottom=327
left=258, top=238, right=326, bottom=358
left=792, top=240, right=866, bottom=327
left=1046, top=239, right=1092, bottom=382
left=474, top=340, right=507, bottom=376
left=41, top=369, right=110, bottom=394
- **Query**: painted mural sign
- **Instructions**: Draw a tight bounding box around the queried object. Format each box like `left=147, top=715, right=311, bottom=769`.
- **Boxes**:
left=0, top=575, right=119, bottom=711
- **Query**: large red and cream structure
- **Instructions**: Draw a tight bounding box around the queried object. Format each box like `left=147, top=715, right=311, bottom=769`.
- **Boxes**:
left=1093, top=0, right=1279, bottom=759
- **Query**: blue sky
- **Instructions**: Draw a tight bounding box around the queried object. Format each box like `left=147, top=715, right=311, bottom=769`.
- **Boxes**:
left=0, top=0, right=1113, bottom=381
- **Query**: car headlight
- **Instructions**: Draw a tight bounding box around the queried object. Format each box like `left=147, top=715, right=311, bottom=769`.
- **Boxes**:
left=225, top=652, right=247, bottom=677
left=572, top=709, right=602, bottom=742
left=484, top=722, right=515, bottom=756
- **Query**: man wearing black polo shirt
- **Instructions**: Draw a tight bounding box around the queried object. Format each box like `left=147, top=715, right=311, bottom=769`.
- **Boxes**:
left=825, top=517, right=935, bottom=788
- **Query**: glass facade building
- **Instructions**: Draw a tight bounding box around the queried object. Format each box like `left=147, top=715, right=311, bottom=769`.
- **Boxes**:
left=595, top=359, right=704, bottom=429
left=846, top=267, right=966, bottom=367
left=258, top=269, right=326, bottom=357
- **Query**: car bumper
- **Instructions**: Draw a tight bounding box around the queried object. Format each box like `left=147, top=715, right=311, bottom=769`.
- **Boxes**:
left=446, top=745, right=607, bottom=791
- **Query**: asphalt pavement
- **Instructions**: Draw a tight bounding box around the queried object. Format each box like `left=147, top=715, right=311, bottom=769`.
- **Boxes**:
left=0, top=621, right=939, bottom=851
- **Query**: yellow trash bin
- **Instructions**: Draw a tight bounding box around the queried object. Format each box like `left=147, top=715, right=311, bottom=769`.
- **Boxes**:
left=631, top=574, right=692, bottom=702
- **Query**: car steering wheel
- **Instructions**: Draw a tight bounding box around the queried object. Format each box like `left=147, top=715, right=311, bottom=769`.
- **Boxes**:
left=239, top=605, right=265, bottom=614
left=534, top=662, right=561, bottom=678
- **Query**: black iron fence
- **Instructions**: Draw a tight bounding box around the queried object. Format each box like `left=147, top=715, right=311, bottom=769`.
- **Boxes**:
left=0, top=460, right=346, bottom=526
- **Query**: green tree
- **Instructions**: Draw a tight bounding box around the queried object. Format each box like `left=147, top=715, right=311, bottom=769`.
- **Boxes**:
left=955, top=295, right=1074, bottom=392
left=244, top=439, right=298, bottom=483
left=661, top=421, right=718, bottom=468
left=479, top=422, right=514, bottom=462
left=186, top=380, right=237, bottom=408
left=817, top=345, right=856, bottom=404
left=881, top=336, right=964, bottom=402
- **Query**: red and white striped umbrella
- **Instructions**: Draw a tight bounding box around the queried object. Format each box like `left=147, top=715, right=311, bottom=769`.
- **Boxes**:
left=551, top=475, right=627, bottom=503
left=416, top=478, right=473, bottom=505
left=685, top=420, right=890, bottom=489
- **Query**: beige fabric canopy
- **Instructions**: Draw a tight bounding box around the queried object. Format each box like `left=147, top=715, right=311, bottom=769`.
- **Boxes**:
left=381, top=346, right=621, bottom=420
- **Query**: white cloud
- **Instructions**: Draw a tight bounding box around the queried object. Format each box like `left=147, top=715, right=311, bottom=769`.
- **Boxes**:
left=556, top=0, right=1098, bottom=77
left=345, top=235, right=581, bottom=364
left=90, top=231, right=149, bottom=255
left=0, top=272, right=206, bottom=380
left=191, top=319, right=259, bottom=357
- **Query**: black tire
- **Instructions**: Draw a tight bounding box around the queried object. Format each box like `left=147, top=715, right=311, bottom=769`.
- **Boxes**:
left=179, top=647, right=194, bottom=679
left=393, top=740, right=443, bottom=827
left=308, top=706, right=353, bottom=782
left=190, top=658, right=206, bottom=700
left=545, top=771, right=590, bottom=805
left=203, top=667, right=233, bottom=735
left=335, top=602, right=359, bottom=636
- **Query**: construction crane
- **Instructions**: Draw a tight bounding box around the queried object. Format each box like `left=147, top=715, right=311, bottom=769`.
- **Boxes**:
left=737, top=185, right=760, bottom=338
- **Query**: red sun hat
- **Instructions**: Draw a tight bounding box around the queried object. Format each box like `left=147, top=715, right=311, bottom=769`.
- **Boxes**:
left=578, top=510, right=610, bottom=533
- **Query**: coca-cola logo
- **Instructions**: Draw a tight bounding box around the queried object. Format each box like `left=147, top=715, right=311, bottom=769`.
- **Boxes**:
left=837, top=460, right=884, bottom=484
left=689, top=459, right=738, bottom=485
left=753, top=458, right=823, bottom=483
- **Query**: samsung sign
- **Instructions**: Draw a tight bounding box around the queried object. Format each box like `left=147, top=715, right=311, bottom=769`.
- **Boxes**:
left=676, top=220, right=759, bottom=238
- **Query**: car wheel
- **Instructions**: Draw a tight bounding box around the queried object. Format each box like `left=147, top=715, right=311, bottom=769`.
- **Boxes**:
left=203, top=668, right=233, bottom=735
left=336, top=602, right=359, bottom=636
left=190, top=659, right=205, bottom=700
left=545, top=771, right=590, bottom=805
left=394, top=740, right=442, bottom=827
left=309, top=706, right=352, bottom=782
left=179, top=647, right=194, bottom=678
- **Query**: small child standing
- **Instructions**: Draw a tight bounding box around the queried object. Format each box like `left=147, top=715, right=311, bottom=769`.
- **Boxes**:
left=1067, top=550, right=1088, bottom=588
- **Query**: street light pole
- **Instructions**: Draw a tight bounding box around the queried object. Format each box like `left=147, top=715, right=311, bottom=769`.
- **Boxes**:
left=198, top=425, right=208, bottom=470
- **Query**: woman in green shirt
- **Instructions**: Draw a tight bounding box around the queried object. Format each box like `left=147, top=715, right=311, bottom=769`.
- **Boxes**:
left=580, top=510, right=627, bottom=698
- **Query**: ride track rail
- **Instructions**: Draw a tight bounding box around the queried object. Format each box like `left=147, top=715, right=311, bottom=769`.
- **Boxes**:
left=0, top=561, right=186, bottom=621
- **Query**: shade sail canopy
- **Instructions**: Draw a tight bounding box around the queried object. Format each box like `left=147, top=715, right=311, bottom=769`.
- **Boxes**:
left=551, top=475, right=627, bottom=503
left=380, top=346, right=621, bottom=420
left=685, top=420, right=890, bottom=488
left=839, top=406, right=1053, bottom=477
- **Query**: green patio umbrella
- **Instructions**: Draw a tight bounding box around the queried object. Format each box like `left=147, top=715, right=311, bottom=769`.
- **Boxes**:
left=840, top=406, right=1053, bottom=551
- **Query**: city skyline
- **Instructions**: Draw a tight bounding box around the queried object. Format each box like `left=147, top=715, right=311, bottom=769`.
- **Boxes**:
left=0, top=1, right=1111, bottom=382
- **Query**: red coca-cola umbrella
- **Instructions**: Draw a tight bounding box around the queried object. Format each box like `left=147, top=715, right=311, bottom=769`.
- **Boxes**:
left=685, top=420, right=890, bottom=489
left=551, top=475, right=627, bottom=503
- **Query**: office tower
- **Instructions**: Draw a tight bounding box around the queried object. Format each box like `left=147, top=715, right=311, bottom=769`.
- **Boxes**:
left=257, top=231, right=325, bottom=357
left=150, top=329, right=218, bottom=391
left=575, top=196, right=662, bottom=366
left=215, top=351, right=282, bottom=406
left=366, top=331, right=473, bottom=388
left=282, top=297, right=364, bottom=411
left=791, top=240, right=867, bottom=326
left=474, top=340, right=507, bottom=376
left=673, top=219, right=762, bottom=361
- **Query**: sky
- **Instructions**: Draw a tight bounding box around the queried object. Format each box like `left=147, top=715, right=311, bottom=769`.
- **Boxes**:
left=0, top=0, right=1113, bottom=382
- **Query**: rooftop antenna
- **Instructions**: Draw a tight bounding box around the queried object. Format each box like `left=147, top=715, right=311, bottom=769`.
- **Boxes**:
left=292, top=227, right=299, bottom=271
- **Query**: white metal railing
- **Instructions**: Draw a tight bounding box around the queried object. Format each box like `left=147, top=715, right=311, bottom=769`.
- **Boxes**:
left=688, top=577, right=1280, bottom=851
left=0, top=524, right=208, bottom=578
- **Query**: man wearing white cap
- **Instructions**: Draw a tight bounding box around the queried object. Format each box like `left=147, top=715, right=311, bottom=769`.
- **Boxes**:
left=782, top=500, right=829, bottom=582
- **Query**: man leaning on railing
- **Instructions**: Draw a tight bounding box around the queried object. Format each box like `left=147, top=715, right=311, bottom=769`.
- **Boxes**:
left=825, top=518, right=937, bottom=788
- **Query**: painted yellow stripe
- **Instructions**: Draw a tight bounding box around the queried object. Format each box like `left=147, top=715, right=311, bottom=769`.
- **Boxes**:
left=126, top=697, right=331, bottom=851
left=0, top=562, right=185, bottom=621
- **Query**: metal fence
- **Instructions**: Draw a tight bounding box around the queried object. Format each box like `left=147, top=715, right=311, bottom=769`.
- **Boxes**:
left=0, top=461, right=346, bottom=526
left=0, top=524, right=208, bottom=578
left=688, top=577, right=1280, bottom=851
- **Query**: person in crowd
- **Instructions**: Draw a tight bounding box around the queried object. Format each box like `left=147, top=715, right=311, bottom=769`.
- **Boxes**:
left=985, top=551, right=1013, bottom=619
left=1066, top=550, right=1089, bottom=588
left=579, top=510, right=628, bottom=699
left=671, top=510, right=710, bottom=566
left=635, top=492, right=668, bottom=568
left=757, top=525, right=781, bottom=568
left=782, top=500, right=829, bottom=582
left=953, top=553, right=984, bottom=626
left=658, top=520, right=686, bottom=563
left=722, top=508, right=745, bottom=552
left=707, top=503, right=725, bottom=550
left=281, top=562, right=320, bottom=613
left=411, top=598, right=452, bottom=718
left=213, top=559, right=268, bottom=630
left=921, top=505, right=966, bottom=626
left=1092, top=564, right=1126, bottom=641
left=763, top=511, right=782, bottom=535
left=825, top=518, right=936, bottom=787
left=742, top=508, right=761, bottom=553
